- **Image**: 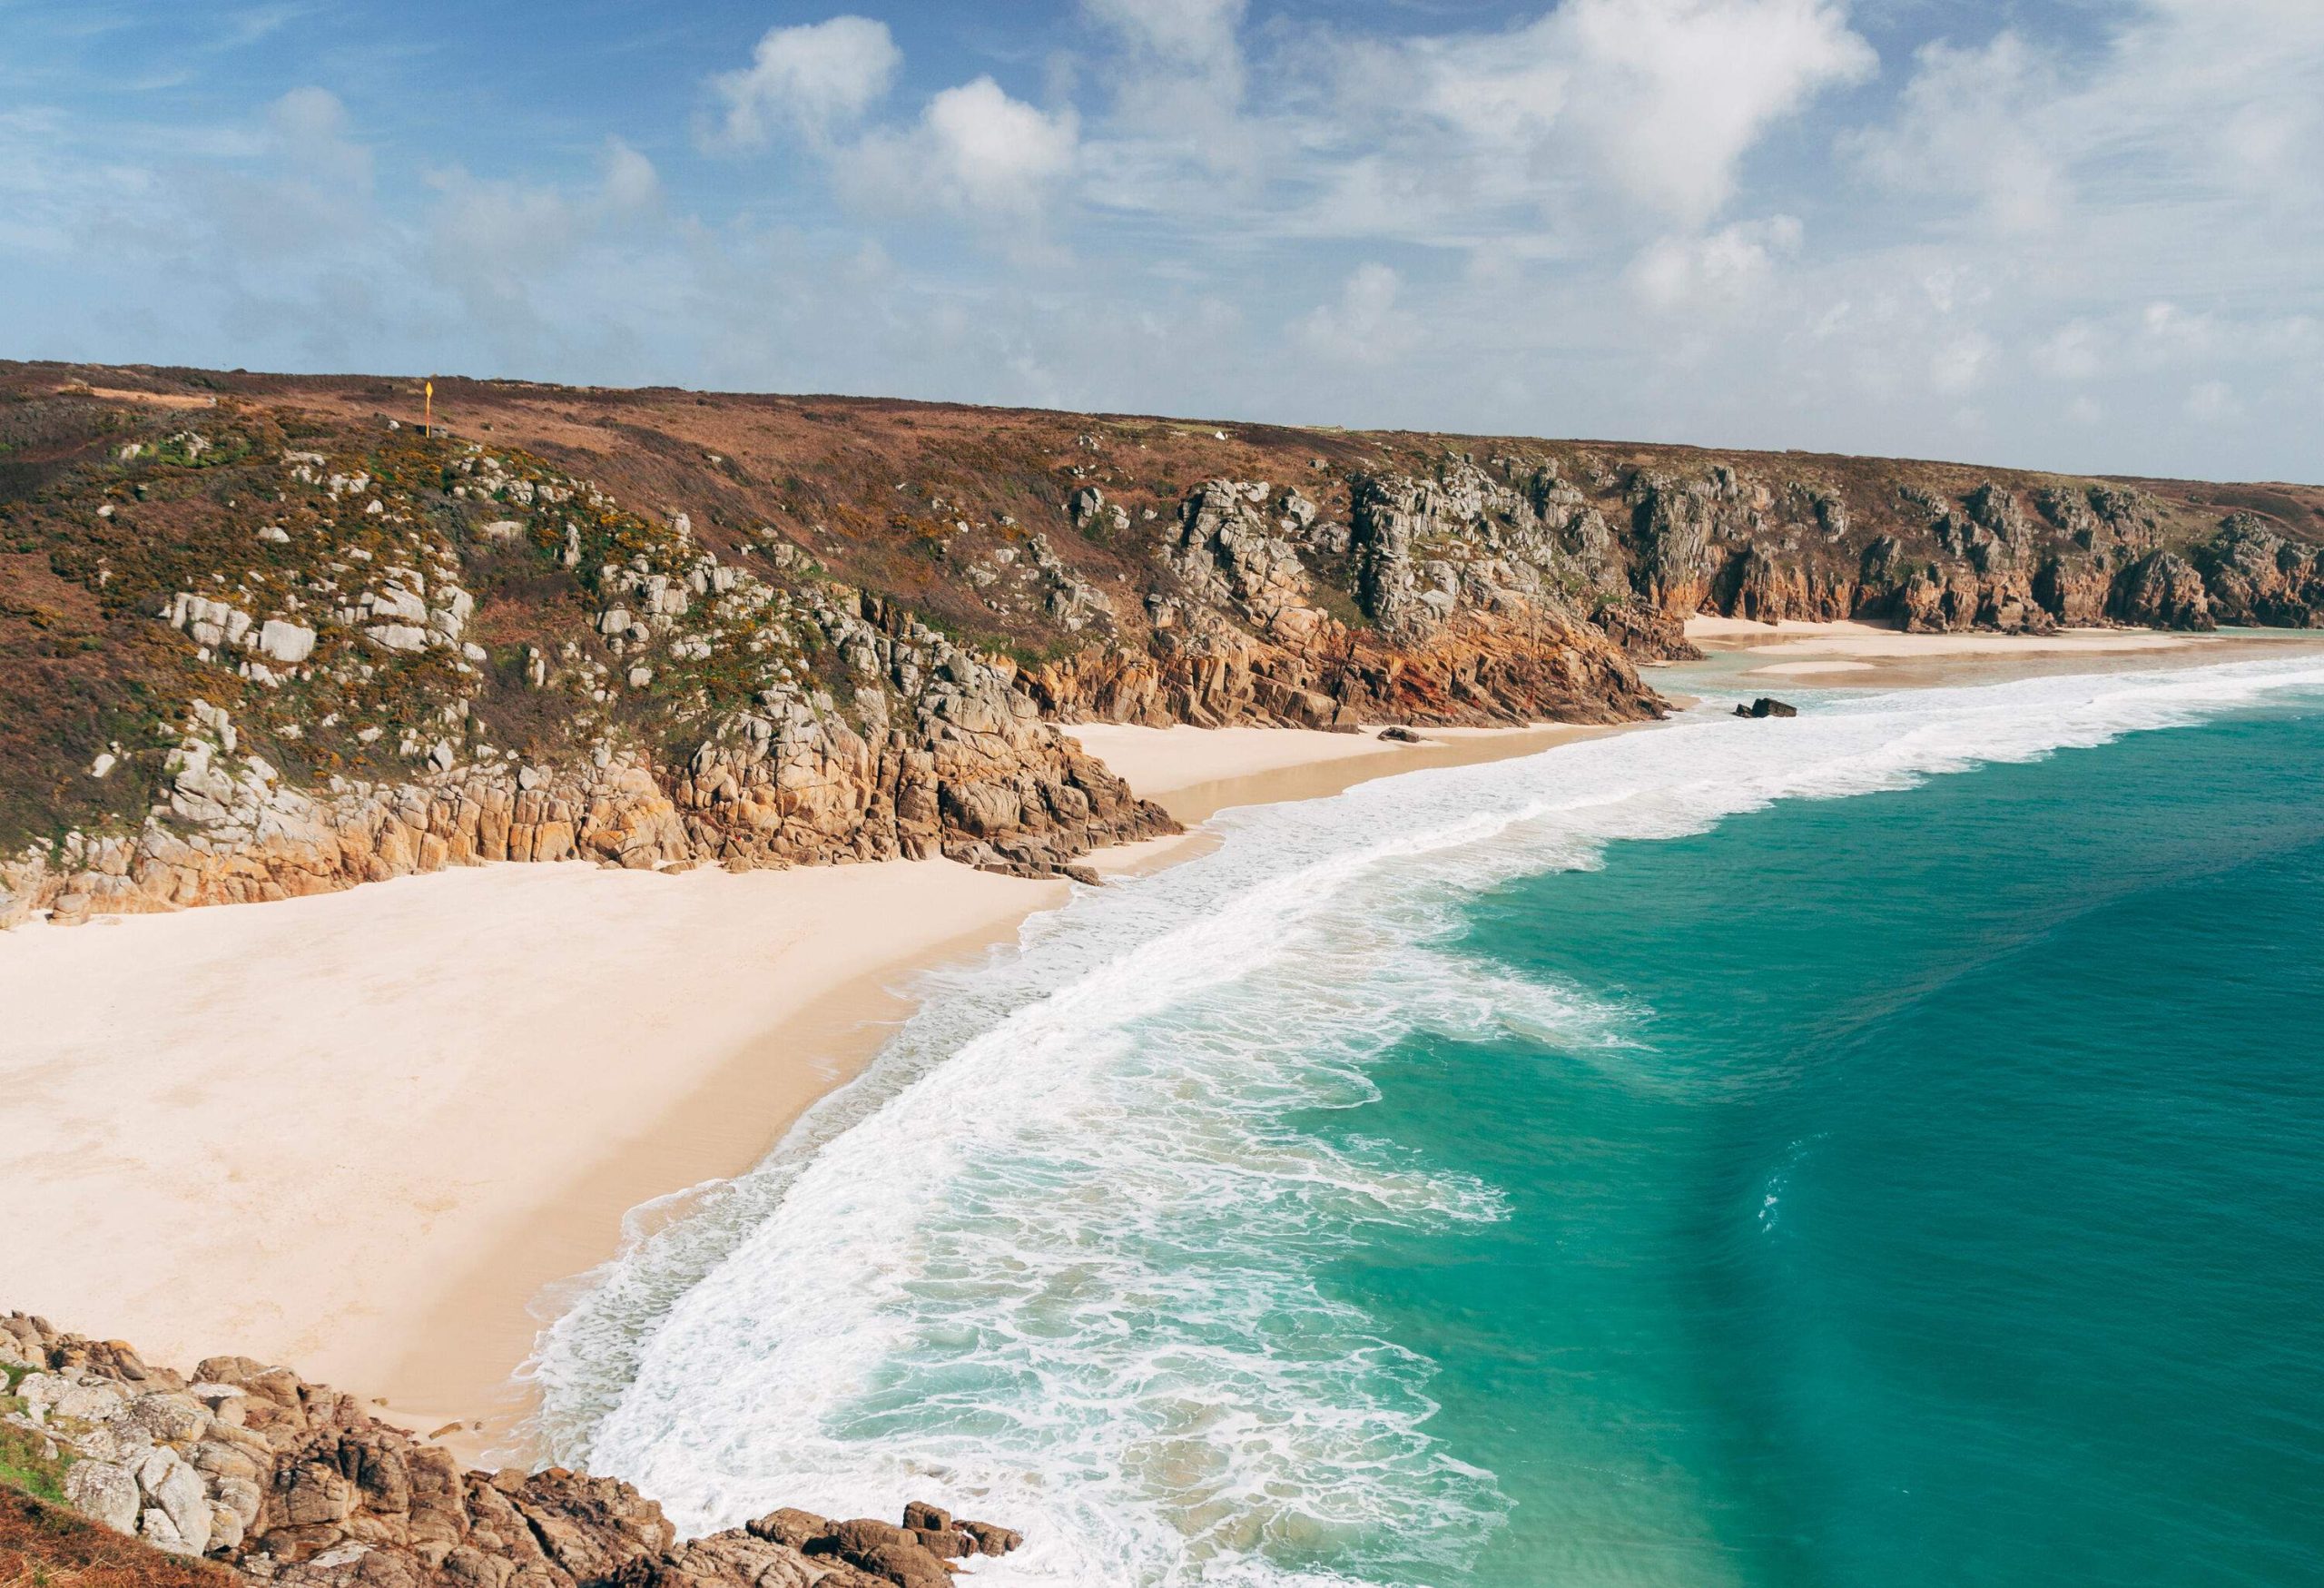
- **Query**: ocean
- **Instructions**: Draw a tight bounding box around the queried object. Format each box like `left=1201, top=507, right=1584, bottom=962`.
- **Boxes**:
left=532, top=655, right=2324, bottom=1588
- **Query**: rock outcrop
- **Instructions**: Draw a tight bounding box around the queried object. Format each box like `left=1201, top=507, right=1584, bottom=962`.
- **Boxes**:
left=1, top=1315, right=1020, bottom=1588
left=5, top=363, right=2320, bottom=930
left=1, top=430, right=1174, bottom=924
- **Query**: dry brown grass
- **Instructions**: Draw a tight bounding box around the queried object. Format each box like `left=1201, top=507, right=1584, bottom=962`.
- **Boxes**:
left=0, top=1489, right=240, bottom=1588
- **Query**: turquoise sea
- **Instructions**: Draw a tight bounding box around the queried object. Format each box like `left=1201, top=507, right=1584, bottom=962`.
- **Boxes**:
left=536, top=656, right=2324, bottom=1587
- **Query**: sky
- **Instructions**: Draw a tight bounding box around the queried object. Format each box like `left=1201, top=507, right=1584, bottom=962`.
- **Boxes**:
left=2, top=0, right=2319, bottom=482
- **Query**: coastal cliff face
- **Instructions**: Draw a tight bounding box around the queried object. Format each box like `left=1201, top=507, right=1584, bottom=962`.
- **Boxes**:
left=3, top=361, right=2319, bottom=925
left=1, top=1314, right=1015, bottom=1588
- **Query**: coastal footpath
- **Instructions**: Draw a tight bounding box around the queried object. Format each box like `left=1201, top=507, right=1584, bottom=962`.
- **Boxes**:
left=8, top=362, right=2319, bottom=928
left=2, top=1312, right=1015, bottom=1588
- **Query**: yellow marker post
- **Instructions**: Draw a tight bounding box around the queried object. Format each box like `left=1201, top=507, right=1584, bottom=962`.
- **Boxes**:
left=424, top=380, right=434, bottom=438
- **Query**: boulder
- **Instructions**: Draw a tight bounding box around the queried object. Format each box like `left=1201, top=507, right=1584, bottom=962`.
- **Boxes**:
left=136, top=1448, right=212, bottom=1554
left=63, top=1457, right=142, bottom=1534
left=835, top=1541, right=951, bottom=1588
left=744, top=1507, right=831, bottom=1551
left=958, top=1518, right=1025, bottom=1556
left=258, top=620, right=319, bottom=666
left=1733, top=697, right=1798, bottom=720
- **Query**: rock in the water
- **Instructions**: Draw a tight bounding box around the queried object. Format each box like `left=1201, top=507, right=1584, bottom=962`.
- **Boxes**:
left=1734, top=697, right=1798, bottom=719
left=959, top=1518, right=1026, bottom=1556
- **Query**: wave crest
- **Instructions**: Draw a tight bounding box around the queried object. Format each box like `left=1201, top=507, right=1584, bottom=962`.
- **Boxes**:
left=532, top=657, right=2324, bottom=1586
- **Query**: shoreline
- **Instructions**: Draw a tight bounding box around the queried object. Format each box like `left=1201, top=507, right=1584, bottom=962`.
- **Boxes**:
left=1679, top=616, right=2324, bottom=691
left=15, top=635, right=2319, bottom=1471
left=0, top=720, right=1581, bottom=1470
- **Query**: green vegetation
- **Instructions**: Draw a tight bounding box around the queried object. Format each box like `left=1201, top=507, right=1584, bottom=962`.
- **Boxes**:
left=0, top=1416, right=71, bottom=1504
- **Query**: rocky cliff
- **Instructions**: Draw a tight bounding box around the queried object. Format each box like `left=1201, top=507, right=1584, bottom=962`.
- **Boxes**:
left=2, top=1314, right=1013, bottom=1588
left=4, top=362, right=2319, bottom=926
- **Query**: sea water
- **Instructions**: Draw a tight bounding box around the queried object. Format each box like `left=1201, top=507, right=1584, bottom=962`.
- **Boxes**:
left=534, top=656, right=2324, bottom=1587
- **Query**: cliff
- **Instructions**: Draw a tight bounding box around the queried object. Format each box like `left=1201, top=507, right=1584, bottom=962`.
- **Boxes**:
left=4, top=361, right=2319, bottom=925
left=1, top=1314, right=1012, bottom=1588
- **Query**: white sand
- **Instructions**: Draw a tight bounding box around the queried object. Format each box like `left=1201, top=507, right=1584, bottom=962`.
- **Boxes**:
left=1685, top=616, right=2221, bottom=659
left=1685, top=616, right=1896, bottom=640
left=0, top=858, right=1060, bottom=1451
left=1063, top=724, right=1413, bottom=793
left=0, top=715, right=1639, bottom=1458
left=1063, top=721, right=1612, bottom=824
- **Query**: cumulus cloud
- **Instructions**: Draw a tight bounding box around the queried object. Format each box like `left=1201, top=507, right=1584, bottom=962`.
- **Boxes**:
left=840, top=77, right=1078, bottom=222
left=1551, top=0, right=1875, bottom=222
left=269, top=86, right=372, bottom=194
left=921, top=79, right=1079, bottom=212
left=706, top=15, right=901, bottom=150
left=1376, top=0, right=1873, bottom=225
left=1627, top=214, right=1802, bottom=310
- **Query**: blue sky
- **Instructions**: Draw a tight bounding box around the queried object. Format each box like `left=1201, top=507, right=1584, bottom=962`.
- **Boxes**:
left=3, top=1, right=2318, bottom=481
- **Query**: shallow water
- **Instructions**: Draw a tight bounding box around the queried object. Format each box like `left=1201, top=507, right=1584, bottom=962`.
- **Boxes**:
left=537, top=657, right=2324, bottom=1587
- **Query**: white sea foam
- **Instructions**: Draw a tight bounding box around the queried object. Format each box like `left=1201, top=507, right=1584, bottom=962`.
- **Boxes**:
left=531, top=657, right=2324, bottom=1588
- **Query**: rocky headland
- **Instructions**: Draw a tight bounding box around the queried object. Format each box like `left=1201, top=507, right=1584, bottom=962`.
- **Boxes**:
left=2, top=361, right=2319, bottom=927
left=2, top=1313, right=1009, bottom=1588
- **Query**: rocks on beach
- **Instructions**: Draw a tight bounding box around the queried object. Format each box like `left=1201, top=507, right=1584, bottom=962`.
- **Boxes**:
left=1, top=1313, right=1022, bottom=1588
left=1734, top=697, right=1799, bottom=719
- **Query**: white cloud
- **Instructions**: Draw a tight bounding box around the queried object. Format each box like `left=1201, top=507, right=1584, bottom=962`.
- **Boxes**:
left=268, top=86, right=371, bottom=194
left=7, top=0, right=2322, bottom=487
left=425, top=141, right=666, bottom=326
left=1627, top=214, right=1802, bottom=310
left=1083, top=0, right=1245, bottom=68
left=2142, top=301, right=2216, bottom=354
left=1850, top=33, right=2066, bottom=233
left=1930, top=331, right=1996, bottom=395
left=1550, top=0, right=1876, bottom=222
left=598, top=138, right=662, bottom=213
left=706, top=15, right=901, bottom=150
left=2184, top=380, right=2242, bottom=422
left=925, top=79, right=1079, bottom=212
left=1080, top=0, right=1871, bottom=246
left=1360, top=0, right=1871, bottom=227
left=1292, top=262, right=1421, bottom=364
left=842, top=77, right=1078, bottom=222
left=2034, top=319, right=2106, bottom=381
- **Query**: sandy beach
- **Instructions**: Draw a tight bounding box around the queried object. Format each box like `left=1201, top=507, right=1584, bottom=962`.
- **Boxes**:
left=0, top=719, right=1590, bottom=1464
left=1681, top=616, right=2324, bottom=688
left=15, top=644, right=2319, bottom=1465
left=1063, top=721, right=1618, bottom=824
left=0, top=859, right=1067, bottom=1455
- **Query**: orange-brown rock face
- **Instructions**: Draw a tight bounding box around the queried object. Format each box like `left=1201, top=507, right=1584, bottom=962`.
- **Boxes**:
left=1, top=1313, right=1021, bottom=1588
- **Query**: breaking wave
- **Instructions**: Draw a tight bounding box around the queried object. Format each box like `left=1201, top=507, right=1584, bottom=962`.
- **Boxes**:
left=527, top=656, right=2324, bottom=1587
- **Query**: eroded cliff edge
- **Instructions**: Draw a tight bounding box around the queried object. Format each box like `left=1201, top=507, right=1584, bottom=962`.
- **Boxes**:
left=4, top=363, right=2319, bottom=924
